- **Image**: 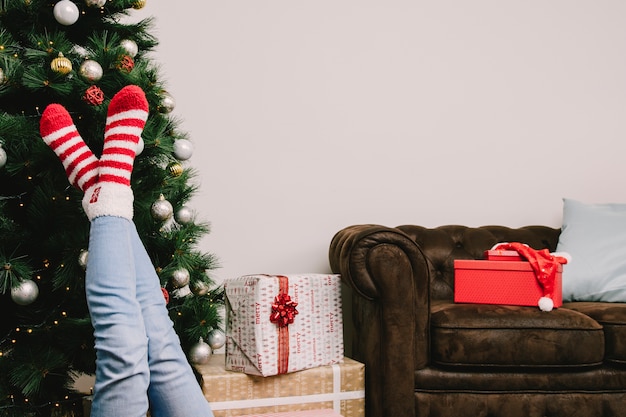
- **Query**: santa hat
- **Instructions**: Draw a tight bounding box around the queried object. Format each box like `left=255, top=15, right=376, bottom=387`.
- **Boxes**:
left=491, top=242, right=570, bottom=312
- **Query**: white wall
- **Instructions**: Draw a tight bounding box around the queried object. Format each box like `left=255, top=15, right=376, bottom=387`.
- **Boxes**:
left=132, top=1, right=626, bottom=284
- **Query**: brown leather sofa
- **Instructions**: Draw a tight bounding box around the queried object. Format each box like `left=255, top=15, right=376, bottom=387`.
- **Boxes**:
left=329, top=224, right=626, bottom=417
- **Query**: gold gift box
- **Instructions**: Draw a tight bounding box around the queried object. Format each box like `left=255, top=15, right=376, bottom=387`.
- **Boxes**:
left=197, top=354, right=365, bottom=417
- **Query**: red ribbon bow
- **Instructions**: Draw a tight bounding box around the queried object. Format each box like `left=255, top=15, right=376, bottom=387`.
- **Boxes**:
left=270, top=293, right=299, bottom=328
left=492, top=242, right=568, bottom=300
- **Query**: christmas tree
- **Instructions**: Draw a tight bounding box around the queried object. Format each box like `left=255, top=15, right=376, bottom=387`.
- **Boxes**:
left=0, top=1, right=223, bottom=416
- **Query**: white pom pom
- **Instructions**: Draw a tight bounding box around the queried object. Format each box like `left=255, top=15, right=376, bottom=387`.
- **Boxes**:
left=538, top=296, right=554, bottom=312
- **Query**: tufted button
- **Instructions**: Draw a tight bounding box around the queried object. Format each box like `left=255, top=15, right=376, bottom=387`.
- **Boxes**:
left=455, top=241, right=463, bottom=249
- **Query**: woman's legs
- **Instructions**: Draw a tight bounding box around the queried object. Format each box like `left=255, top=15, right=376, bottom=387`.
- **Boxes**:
left=86, top=216, right=150, bottom=417
left=41, top=85, right=212, bottom=416
left=131, top=226, right=214, bottom=417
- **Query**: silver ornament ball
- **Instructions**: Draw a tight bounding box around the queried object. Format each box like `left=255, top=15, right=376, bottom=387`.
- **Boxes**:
left=85, top=0, right=107, bottom=7
left=120, top=39, right=139, bottom=58
left=0, top=146, right=6, bottom=169
left=78, top=249, right=89, bottom=269
left=173, top=139, right=194, bottom=161
left=11, top=279, right=39, bottom=306
left=53, top=0, right=80, bottom=26
left=207, top=329, right=226, bottom=350
left=170, top=268, right=190, bottom=288
left=79, top=60, right=103, bottom=83
left=175, top=206, right=194, bottom=225
left=151, top=195, right=174, bottom=221
left=159, top=92, right=176, bottom=114
left=189, top=338, right=212, bottom=365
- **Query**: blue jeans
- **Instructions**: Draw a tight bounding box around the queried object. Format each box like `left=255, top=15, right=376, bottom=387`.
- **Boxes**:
left=86, top=216, right=214, bottom=417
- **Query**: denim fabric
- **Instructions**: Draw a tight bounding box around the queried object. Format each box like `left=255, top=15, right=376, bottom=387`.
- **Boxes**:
left=86, top=216, right=214, bottom=417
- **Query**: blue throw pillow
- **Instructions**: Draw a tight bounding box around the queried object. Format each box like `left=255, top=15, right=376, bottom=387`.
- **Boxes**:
left=557, top=198, right=626, bottom=302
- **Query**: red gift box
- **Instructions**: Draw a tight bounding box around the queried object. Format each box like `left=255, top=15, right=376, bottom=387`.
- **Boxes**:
left=453, top=260, right=563, bottom=308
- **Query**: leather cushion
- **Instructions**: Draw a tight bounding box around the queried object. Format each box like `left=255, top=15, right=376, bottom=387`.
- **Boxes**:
left=563, top=301, right=626, bottom=365
left=431, top=301, right=604, bottom=369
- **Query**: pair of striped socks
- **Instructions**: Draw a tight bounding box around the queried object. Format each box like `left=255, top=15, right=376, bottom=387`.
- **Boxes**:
left=39, top=85, right=149, bottom=221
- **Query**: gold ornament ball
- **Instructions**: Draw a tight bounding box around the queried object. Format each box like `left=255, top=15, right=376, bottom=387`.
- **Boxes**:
left=51, top=53, right=72, bottom=75
left=191, top=280, right=209, bottom=296
left=167, top=162, right=183, bottom=177
left=131, top=0, right=147, bottom=10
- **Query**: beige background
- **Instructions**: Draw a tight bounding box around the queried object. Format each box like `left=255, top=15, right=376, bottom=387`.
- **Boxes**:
left=130, top=2, right=626, bottom=283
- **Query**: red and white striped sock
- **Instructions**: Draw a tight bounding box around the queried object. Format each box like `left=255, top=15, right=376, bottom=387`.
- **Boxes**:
left=84, top=85, right=149, bottom=220
left=39, top=104, right=99, bottom=193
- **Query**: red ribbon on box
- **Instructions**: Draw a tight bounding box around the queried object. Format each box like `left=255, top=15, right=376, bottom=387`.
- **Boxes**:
left=269, top=275, right=299, bottom=374
left=491, top=242, right=568, bottom=310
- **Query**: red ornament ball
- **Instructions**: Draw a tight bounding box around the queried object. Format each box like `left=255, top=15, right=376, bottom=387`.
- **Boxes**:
left=117, top=55, right=135, bottom=73
left=83, top=85, right=104, bottom=105
left=161, top=287, right=170, bottom=305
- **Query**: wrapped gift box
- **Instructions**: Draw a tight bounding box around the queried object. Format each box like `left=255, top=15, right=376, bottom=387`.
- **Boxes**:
left=454, top=260, right=563, bottom=307
left=198, top=354, right=365, bottom=417
left=225, top=274, right=343, bottom=376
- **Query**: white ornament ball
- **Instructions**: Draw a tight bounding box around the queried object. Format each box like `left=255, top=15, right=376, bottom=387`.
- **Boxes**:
left=207, top=329, right=226, bottom=350
left=159, top=92, right=176, bottom=114
left=173, top=139, right=193, bottom=161
left=53, top=0, right=80, bottom=26
left=151, top=195, right=173, bottom=221
left=0, top=67, right=5, bottom=85
left=175, top=206, right=194, bottom=225
left=120, top=39, right=139, bottom=58
left=189, top=338, right=212, bottom=365
left=0, top=146, right=7, bottom=169
left=11, top=279, right=39, bottom=306
left=170, top=268, right=190, bottom=289
left=85, top=0, right=106, bottom=7
left=78, top=60, right=103, bottom=83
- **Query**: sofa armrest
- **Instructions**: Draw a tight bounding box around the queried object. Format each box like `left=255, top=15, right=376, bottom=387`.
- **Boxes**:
left=329, top=224, right=430, bottom=417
